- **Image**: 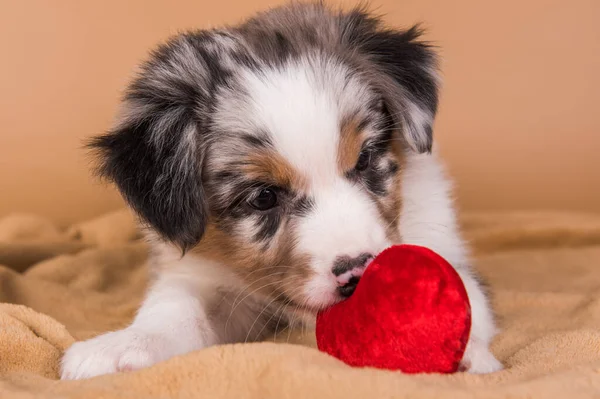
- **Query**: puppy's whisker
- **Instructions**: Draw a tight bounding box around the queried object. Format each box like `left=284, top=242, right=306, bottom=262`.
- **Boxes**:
left=223, top=264, right=301, bottom=333
left=272, top=300, right=293, bottom=340
left=231, top=264, right=298, bottom=303
left=243, top=280, right=298, bottom=343
left=212, top=264, right=292, bottom=310
left=224, top=273, right=287, bottom=332
left=285, top=294, right=308, bottom=344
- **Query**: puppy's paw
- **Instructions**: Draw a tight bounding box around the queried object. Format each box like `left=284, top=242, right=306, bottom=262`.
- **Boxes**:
left=460, top=341, right=503, bottom=374
left=60, top=329, right=175, bottom=380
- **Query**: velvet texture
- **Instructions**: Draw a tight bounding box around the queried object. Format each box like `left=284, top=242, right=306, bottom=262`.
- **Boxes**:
left=316, top=245, right=471, bottom=373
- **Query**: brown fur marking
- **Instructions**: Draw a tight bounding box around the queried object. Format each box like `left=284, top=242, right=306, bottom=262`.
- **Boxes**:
left=337, top=117, right=366, bottom=173
left=241, top=149, right=307, bottom=191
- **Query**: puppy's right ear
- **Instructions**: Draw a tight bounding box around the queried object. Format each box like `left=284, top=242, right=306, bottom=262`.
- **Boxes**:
left=340, top=9, right=440, bottom=154
left=89, top=34, right=218, bottom=251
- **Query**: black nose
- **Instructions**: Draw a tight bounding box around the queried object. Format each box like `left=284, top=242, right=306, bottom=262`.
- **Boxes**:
left=338, top=276, right=360, bottom=298
left=332, top=253, right=373, bottom=277
left=332, top=253, right=373, bottom=299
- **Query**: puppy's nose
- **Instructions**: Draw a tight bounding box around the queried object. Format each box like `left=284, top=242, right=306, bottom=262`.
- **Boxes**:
left=332, top=253, right=373, bottom=298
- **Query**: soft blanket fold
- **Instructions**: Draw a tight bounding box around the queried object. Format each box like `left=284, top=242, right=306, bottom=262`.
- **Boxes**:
left=1, top=209, right=600, bottom=398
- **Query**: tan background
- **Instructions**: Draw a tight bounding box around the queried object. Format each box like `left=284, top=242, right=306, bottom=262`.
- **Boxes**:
left=1, top=0, right=598, bottom=224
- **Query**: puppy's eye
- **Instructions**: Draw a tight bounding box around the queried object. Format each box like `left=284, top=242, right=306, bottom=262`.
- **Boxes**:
left=355, top=149, right=371, bottom=172
left=248, top=188, right=278, bottom=211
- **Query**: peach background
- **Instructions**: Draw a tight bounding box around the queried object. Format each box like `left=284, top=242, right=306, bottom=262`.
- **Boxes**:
left=1, top=0, right=598, bottom=224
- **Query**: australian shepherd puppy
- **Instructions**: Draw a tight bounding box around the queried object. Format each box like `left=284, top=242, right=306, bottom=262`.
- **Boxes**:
left=61, top=3, right=502, bottom=379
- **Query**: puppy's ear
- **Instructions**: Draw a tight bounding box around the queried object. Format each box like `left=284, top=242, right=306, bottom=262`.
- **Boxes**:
left=89, top=34, right=218, bottom=251
left=341, top=10, right=439, bottom=153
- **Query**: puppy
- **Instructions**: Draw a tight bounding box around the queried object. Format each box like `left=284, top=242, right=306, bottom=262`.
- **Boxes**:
left=61, top=3, right=502, bottom=379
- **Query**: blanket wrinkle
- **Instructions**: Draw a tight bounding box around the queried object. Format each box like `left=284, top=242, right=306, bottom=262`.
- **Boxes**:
left=1, top=209, right=600, bottom=398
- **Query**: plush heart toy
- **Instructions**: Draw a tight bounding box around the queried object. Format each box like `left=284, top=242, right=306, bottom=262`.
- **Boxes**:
left=315, top=244, right=471, bottom=373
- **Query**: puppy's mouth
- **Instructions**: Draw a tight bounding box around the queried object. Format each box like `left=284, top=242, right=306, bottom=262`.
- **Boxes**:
left=278, top=291, right=347, bottom=314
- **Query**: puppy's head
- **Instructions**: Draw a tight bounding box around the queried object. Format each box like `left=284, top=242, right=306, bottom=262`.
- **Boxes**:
left=91, top=4, right=439, bottom=310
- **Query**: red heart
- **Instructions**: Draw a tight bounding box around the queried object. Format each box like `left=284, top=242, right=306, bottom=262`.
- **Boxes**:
left=315, top=245, right=471, bottom=373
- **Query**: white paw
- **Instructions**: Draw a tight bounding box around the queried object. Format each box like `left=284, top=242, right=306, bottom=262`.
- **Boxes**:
left=60, top=329, right=176, bottom=380
left=461, top=341, right=503, bottom=374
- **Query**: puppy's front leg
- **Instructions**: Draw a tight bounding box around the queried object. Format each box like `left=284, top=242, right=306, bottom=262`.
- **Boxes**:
left=61, top=265, right=217, bottom=380
left=455, top=267, right=503, bottom=374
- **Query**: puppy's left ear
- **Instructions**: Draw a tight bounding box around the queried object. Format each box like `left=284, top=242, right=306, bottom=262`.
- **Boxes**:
left=341, top=11, right=440, bottom=153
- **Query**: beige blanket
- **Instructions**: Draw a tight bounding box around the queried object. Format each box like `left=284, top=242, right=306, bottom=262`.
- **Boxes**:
left=1, top=209, right=600, bottom=398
